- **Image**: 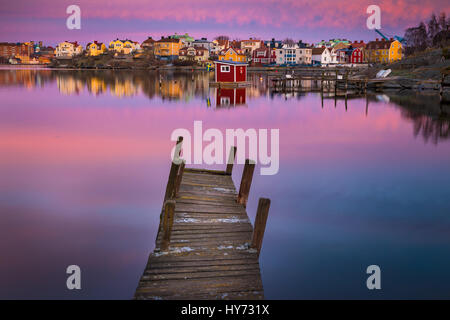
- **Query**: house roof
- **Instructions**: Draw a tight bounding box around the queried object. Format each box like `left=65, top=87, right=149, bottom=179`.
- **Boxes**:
left=156, top=37, right=181, bottom=43
left=214, top=60, right=248, bottom=66
left=312, top=47, right=326, bottom=55
left=366, top=39, right=394, bottom=50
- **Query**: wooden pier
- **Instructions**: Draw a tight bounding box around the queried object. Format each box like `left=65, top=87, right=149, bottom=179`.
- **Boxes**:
left=134, top=141, right=271, bottom=300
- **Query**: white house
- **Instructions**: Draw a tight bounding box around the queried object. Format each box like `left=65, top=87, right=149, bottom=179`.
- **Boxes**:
left=275, top=44, right=312, bottom=65
left=312, top=47, right=332, bottom=65
left=55, top=41, right=83, bottom=58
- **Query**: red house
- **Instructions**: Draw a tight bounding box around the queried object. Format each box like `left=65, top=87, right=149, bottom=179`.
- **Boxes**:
left=350, top=47, right=364, bottom=64
left=251, top=47, right=276, bottom=66
left=213, top=60, right=248, bottom=83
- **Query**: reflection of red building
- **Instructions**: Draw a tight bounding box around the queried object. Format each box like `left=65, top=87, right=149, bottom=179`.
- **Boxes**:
left=216, top=88, right=246, bottom=107
left=213, top=61, right=247, bottom=83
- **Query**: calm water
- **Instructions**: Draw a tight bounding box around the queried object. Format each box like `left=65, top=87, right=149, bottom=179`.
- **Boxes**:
left=1, top=66, right=450, bottom=299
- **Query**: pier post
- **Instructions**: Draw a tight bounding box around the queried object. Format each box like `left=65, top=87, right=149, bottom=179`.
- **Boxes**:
left=251, top=198, right=271, bottom=257
left=237, top=159, right=255, bottom=207
left=165, top=161, right=181, bottom=201
left=226, top=146, right=237, bottom=175
left=175, top=160, right=186, bottom=197
left=161, top=200, right=176, bottom=251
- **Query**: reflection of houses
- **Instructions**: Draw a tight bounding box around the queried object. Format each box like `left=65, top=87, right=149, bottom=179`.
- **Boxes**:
left=57, top=76, right=84, bottom=95
left=216, top=88, right=246, bottom=107
left=108, top=39, right=140, bottom=55
left=55, top=41, right=83, bottom=58
left=154, top=37, right=182, bottom=60
left=179, top=46, right=210, bottom=62
left=87, top=77, right=107, bottom=95
left=111, top=79, right=139, bottom=98
left=86, top=41, right=106, bottom=56
left=366, top=38, right=402, bottom=63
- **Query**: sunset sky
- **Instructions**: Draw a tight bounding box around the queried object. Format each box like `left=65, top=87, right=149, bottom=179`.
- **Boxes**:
left=1, top=0, right=449, bottom=45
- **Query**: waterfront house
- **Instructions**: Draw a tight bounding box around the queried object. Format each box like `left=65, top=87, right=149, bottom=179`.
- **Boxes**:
left=251, top=47, right=276, bottom=66
left=179, top=46, right=210, bottom=62
left=192, top=38, right=213, bottom=53
left=366, top=38, right=402, bottom=63
left=171, top=33, right=194, bottom=47
left=264, top=39, right=283, bottom=50
left=312, top=47, right=332, bottom=65
left=86, top=41, right=106, bottom=56
left=218, top=47, right=247, bottom=62
left=274, top=44, right=312, bottom=65
left=141, top=37, right=155, bottom=51
left=0, top=42, right=34, bottom=58
left=55, top=41, right=83, bottom=58
left=215, top=39, right=230, bottom=52
left=350, top=47, right=364, bottom=64
left=240, top=38, right=263, bottom=55
left=154, top=37, right=182, bottom=60
left=214, top=60, right=248, bottom=83
left=108, top=39, right=140, bottom=55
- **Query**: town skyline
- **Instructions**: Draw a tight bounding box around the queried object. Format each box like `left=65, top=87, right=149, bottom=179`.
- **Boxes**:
left=1, top=0, right=449, bottom=46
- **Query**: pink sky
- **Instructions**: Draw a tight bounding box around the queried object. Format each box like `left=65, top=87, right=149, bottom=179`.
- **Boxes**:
left=1, top=1, right=449, bottom=45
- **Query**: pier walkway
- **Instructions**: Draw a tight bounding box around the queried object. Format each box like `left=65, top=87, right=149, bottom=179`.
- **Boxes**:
left=134, top=142, right=271, bottom=300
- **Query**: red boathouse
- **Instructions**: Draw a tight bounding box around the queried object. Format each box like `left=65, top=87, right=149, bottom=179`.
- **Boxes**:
left=213, top=60, right=248, bottom=83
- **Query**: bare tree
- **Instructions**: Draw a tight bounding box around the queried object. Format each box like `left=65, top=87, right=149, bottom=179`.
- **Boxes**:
left=283, top=38, right=295, bottom=45
left=215, top=35, right=229, bottom=41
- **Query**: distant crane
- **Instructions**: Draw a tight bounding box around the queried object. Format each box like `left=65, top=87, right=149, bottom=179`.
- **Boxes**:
left=374, top=29, right=406, bottom=44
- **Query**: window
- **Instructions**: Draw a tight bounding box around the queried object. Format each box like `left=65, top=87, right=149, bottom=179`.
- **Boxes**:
left=221, top=65, right=230, bottom=72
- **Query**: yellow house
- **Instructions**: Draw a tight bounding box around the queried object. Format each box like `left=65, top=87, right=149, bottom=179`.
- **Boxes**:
left=108, top=39, right=140, bottom=55
left=366, top=39, right=402, bottom=63
left=218, top=47, right=247, bottom=62
left=154, top=37, right=182, bottom=60
left=86, top=41, right=106, bottom=56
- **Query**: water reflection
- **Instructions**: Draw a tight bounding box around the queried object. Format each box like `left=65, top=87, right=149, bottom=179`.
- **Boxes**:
left=1, top=67, right=450, bottom=299
left=2, top=67, right=449, bottom=144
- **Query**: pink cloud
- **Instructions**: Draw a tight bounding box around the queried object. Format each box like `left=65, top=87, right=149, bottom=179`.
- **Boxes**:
left=2, top=0, right=449, bottom=30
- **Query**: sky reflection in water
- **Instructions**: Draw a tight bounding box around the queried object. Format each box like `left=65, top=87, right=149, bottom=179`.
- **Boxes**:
left=0, top=68, right=450, bottom=299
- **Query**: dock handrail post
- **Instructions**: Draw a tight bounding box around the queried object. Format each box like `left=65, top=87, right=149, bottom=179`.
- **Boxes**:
left=237, top=159, right=255, bottom=207
left=225, top=146, right=237, bottom=175
left=161, top=200, right=176, bottom=251
left=174, top=160, right=186, bottom=197
left=164, top=136, right=183, bottom=201
left=251, top=198, right=271, bottom=257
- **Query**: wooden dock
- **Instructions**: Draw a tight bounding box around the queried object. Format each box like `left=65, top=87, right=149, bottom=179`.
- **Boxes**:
left=134, top=142, right=271, bottom=300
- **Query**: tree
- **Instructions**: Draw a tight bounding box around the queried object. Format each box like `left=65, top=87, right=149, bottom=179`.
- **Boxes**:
left=427, top=13, right=440, bottom=42
left=404, top=22, right=428, bottom=54
left=215, top=35, right=229, bottom=41
left=283, top=38, right=295, bottom=45
left=438, top=12, right=448, bottom=31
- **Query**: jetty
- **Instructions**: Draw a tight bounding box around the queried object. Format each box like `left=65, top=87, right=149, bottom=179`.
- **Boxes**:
left=134, top=141, right=271, bottom=300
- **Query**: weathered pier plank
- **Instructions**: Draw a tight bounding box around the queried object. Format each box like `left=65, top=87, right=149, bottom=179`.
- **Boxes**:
left=134, top=145, right=271, bottom=300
